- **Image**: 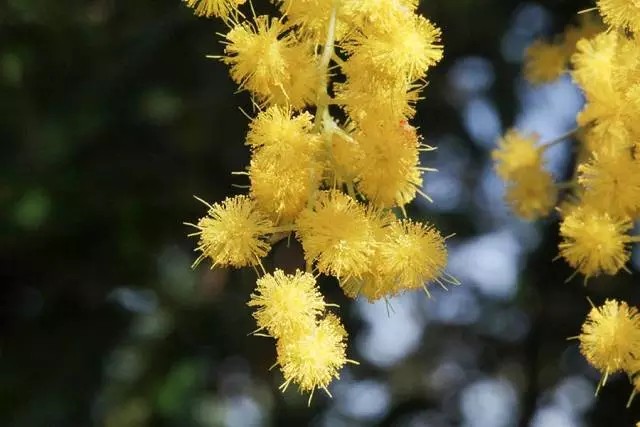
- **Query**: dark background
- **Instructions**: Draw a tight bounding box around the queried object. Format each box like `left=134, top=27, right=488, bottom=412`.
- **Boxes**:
left=2, top=0, right=640, bottom=426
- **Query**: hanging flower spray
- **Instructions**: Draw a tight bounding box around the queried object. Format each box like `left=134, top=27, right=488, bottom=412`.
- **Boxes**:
left=183, top=0, right=456, bottom=402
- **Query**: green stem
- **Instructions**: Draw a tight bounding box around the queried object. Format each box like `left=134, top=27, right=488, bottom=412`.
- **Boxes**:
left=319, top=5, right=337, bottom=80
left=314, top=2, right=338, bottom=132
left=541, top=128, right=579, bottom=150
left=578, top=6, right=598, bottom=14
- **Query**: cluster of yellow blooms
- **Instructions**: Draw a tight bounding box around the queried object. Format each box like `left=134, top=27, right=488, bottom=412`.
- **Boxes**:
left=183, top=0, right=453, bottom=401
left=494, top=0, right=640, bottom=409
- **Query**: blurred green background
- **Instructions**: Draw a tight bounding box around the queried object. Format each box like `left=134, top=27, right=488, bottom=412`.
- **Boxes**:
left=3, top=0, right=640, bottom=426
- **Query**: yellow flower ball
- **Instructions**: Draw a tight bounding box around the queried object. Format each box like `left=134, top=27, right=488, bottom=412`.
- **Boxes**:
left=492, top=129, right=542, bottom=181
left=296, top=191, right=378, bottom=279
left=248, top=270, right=326, bottom=338
left=191, top=195, right=273, bottom=268
left=505, top=167, right=557, bottom=220
left=559, top=206, right=632, bottom=279
left=378, top=219, right=448, bottom=293
left=579, top=299, right=640, bottom=381
left=277, top=314, right=351, bottom=398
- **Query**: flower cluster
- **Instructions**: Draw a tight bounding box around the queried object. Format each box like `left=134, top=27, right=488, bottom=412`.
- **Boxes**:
left=492, top=130, right=557, bottom=220
left=494, top=2, right=640, bottom=408
left=494, top=7, right=640, bottom=282
left=248, top=269, right=354, bottom=402
left=183, top=0, right=454, bottom=399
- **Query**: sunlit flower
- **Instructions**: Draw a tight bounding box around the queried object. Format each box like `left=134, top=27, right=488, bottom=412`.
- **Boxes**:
left=579, top=299, right=640, bottom=381
left=296, top=191, right=377, bottom=279
left=559, top=206, right=632, bottom=279
left=354, top=119, right=424, bottom=208
left=190, top=195, right=273, bottom=268
left=505, top=167, right=557, bottom=220
left=277, top=314, right=352, bottom=398
left=579, top=120, right=633, bottom=155
left=378, top=219, right=448, bottom=293
left=245, top=106, right=317, bottom=151
left=342, top=12, right=442, bottom=82
left=248, top=270, right=326, bottom=338
left=334, top=77, right=422, bottom=123
left=273, top=0, right=350, bottom=41
left=578, top=150, right=640, bottom=218
left=328, top=131, right=364, bottom=186
left=337, top=209, right=393, bottom=301
left=571, top=32, right=622, bottom=134
left=222, top=16, right=296, bottom=104
left=571, top=31, right=617, bottom=96
left=492, top=130, right=541, bottom=180
left=249, top=146, right=323, bottom=223
left=597, top=0, right=640, bottom=33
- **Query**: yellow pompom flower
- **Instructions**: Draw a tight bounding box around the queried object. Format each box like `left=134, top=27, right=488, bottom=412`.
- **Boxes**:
left=182, top=0, right=245, bottom=19
left=571, top=32, right=617, bottom=95
left=524, top=40, right=568, bottom=84
left=334, top=77, right=422, bottom=123
left=559, top=206, right=633, bottom=279
left=249, top=146, right=323, bottom=223
left=572, top=33, right=640, bottom=142
left=247, top=270, right=326, bottom=338
left=190, top=195, right=273, bottom=268
left=571, top=32, right=621, bottom=132
left=296, top=191, right=377, bottom=280
left=341, top=0, right=419, bottom=34
left=337, top=212, right=447, bottom=301
left=245, top=106, right=318, bottom=152
left=579, top=299, right=640, bottom=382
left=378, top=219, right=448, bottom=293
left=505, top=167, right=557, bottom=220
left=597, top=0, right=640, bottom=33
left=221, top=18, right=320, bottom=108
left=354, top=119, right=424, bottom=208
left=580, top=120, right=633, bottom=155
left=328, top=131, right=364, bottom=186
left=277, top=314, right=351, bottom=398
left=246, top=106, right=323, bottom=222
left=578, top=150, right=640, bottom=218
left=337, top=209, right=394, bottom=301
left=274, top=0, right=350, bottom=42
left=609, top=33, right=640, bottom=88
left=342, top=13, right=443, bottom=82
left=276, top=41, right=322, bottom=109
left=492, top=130, right=542, bottom=180
left=222, top=16, right=293, bottom=104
